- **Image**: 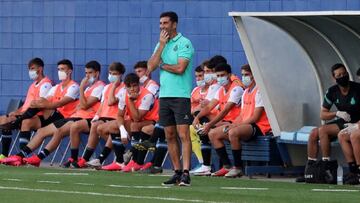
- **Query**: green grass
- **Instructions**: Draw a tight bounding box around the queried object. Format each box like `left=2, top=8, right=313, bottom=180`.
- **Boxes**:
left=0, top=165, right=359, bottom=203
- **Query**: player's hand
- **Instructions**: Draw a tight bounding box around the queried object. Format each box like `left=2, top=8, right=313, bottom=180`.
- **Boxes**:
left=340, top=123, right=359, bottom=135
left=129, top=92, right=139, bottom=100
left=159, top=30, right=169, bottom=45
left=202, top=123, right=211, bottom=135
left=336, top=111, right=351, bottom=122
left=192, top=117, right=200, bottom=127
left=91, top=115, right=99, bottom=123
left=80, top=77, right=89, bottom=89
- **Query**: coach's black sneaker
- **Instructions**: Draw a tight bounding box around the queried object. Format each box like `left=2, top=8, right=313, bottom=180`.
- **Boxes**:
left=344, top=173, right=360, bottom=185
left=162, top=173, right=182, bottom=186
left=179, top=173, right=191, bottom=187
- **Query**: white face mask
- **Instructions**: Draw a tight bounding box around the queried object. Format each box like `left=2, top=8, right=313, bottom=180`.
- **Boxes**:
left=217, top=76, right=229, bottom=86
left=242, top=76, right=252, bottom=87
left=29, top=70, right=38, bottom=80
left=108, top=74, right=119, bottom=83
left=204, top=73, right=216, bottom=83
left=196, top=80, right=206, bottom=87
left=88, top=76, right=96, bottom=85
left=58, top=71, right=67, bottom=81
left=139, top=75, right=148, bottom=84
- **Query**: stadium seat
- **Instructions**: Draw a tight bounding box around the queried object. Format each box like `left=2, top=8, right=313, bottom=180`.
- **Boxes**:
left=241, top=135, right=284, bottom=177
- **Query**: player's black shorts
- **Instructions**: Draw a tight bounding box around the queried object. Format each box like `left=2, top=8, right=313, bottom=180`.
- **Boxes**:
left=159, top=97, right=192, bottom=127
left=39, top=111, right=64, bottom=127
left=244, top=123, right=265, bottom=142
left=53, top=117, right=92, bottom=129
left=325, top=119, right=346, bottom=130
left=98, top=117, right=115, bottom=123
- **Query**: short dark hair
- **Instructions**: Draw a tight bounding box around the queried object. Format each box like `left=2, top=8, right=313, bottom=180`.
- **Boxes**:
left=215, top=63, right=232, bottom=74
left=241, top=64, right=251, bottom=73
left=195, top=65, right=203, bottom=73
left=109, top=62, right=125, bottom=74
left=357, top=68, right=360, bottom=77
left=57, top=59, right=73, bottom=70
left=160, top=11, right=178, bottom=23
left=28, top=57, right=44, bottom=68
left=134, top=61, right=148, bottom=70
left=331, top=63, right=346, bottom=76
left=85, top=60, right=101, bottom=72
left=124, top=73, right=139, bottom=87
left=201, top=60, right=210, bottom=69
left=208, top=55, right=227, bottom=69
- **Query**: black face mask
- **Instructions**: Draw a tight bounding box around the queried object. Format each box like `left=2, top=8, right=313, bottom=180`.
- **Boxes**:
left=336, top=75, right=350, bottom=87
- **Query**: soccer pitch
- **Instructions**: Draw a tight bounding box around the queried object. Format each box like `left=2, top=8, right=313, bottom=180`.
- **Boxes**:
left=0, top=165, right=358, bottom=203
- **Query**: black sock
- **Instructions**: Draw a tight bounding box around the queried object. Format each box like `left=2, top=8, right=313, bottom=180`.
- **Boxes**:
left=184, top=169, right=189, bottom=174
left=17, top=145, right=33, bottom=158
left=136, top=150, right=147, bottom=165
left=152, top=131, right=167, bottom=167
left=111, top=133, right=125, bottom=163
left=232, top=149, right=242, bottom=168
left=349, top=162, right=357, bottom=173
left=153, top=144, right=167, bottom=167
left=98, top=147, right=111, bottom=164
left=215, top=146, right=231, bottom=168
left=1, top=129, right=12, bottom=156
left=150, top=126, right=164, bottom=143
left=19, top=131, right=31, bottom=149
left=38, top=148, right=50, bottom=160
left=71, top=148, right=79, bottom=161
left=140, top=131, right=151, bottom=142
left=131, top=131, right=141, bottom=161
left=83, top=147, right=95, bottom=161
left=200, top=135, right=212, bottom=166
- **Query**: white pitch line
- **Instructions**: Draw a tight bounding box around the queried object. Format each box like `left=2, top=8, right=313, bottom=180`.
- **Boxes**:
left=37, top=180, right=61, bottom=184
left=221, top=187, right=269, bottom=191
left=75, top=183, right=95, bottom=186
left=148, top=174, right=172, bottom=177
left=312, top=189, right=359, bottom=192
left=0, top=186, right=232, bottom=203
left=108, top=184, right=169, bottom=189
left=2, top=178, right=22, bottom=182
left=43, top=172, right=89, bottom=176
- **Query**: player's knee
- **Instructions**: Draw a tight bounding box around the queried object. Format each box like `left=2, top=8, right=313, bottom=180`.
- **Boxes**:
left=308, top=128, right=319, bottom=143
left=350, top=133, right=360, bottom=143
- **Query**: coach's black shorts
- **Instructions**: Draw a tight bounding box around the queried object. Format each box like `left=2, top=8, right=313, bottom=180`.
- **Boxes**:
left=53, top=117, right=92, bottom=129
left=159, top=97, right=192, bottom=127
left=39, top=111, right=64, bottom=127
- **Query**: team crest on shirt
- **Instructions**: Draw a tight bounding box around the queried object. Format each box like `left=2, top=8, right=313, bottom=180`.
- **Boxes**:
left=173, top=45, right=178, bottom=52
left=351, top=97, right=356, bottom=105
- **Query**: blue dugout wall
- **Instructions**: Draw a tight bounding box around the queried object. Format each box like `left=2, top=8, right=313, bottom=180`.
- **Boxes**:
left=1, top=0, right=360, bottom=114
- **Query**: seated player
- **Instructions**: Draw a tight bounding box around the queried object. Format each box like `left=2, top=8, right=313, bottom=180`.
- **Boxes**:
left=7, top=61, right=104, bottom=167
left=87, top=61, right=160, bottom=168
left=303, top=63, right=360, bottom=182
left=336, top=68, right=360, bottom=185
left=209, top=64, right=271, bottom=177
left=0, top=58, right=52, bottom=160
left=189, top=62, right=221, bottom=175
left=68, top=62, right=126, bottom=168
left=100, top=73, right=158, bottom=171
left=192, top=63, right=244, bottom=175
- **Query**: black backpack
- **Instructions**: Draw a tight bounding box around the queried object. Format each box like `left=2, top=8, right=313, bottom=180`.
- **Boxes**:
left=304, top=160, right=338, bottom=184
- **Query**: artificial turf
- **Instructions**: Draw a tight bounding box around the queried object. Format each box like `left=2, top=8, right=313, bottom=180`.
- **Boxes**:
left=0, top=165, right=359, bottom=203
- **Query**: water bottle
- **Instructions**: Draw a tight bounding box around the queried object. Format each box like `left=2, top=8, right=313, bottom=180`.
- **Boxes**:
left=337, top=165, right=343, bottom=185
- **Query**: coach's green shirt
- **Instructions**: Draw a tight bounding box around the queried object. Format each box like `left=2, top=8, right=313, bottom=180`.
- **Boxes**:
left=153, top=33, right=194, bottom=98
